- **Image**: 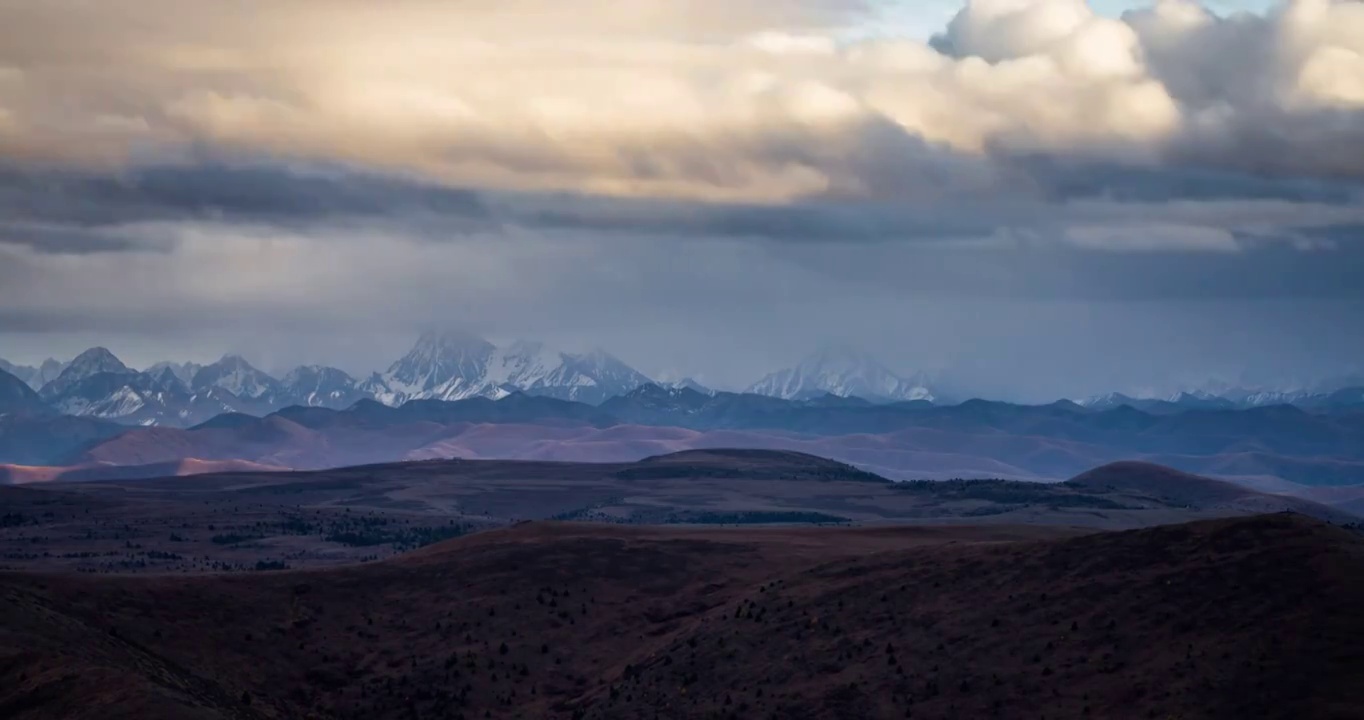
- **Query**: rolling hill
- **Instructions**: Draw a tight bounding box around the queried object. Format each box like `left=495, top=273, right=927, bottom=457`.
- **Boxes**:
left=1, top=453, right=1353, bottom=580
left=41, top=403, right=1364, bottom=491
left=2, top=513, right=1362, bottom=719
left=1066, top=461, right=1356, bottom=524
left=0, top=458, right=287, bottom=484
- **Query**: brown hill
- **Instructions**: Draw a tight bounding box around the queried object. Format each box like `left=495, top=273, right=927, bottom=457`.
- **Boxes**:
left=2, top=514, right=1362, bottom=720
left=0, top=458, right=287, bottom=484
left=51, top=415, right=1364, bottom=502
left=69, top=420, right=1046, bottom=480
left=1067, top=461, right=1355, bottom=523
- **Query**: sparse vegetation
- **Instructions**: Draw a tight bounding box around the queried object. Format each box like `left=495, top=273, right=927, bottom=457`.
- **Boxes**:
left=894, top=479, right=1132, bottom=510
left=210, top=533, right=264, bottom=545
left=5, top=513, right=1358, bottom=720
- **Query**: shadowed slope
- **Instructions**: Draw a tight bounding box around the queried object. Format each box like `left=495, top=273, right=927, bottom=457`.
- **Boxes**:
left=1, top=514, right=1362, bottom=719
left=0, top=458, right=288, bottom=484
left=1068, top=461, right=1356, bottom=523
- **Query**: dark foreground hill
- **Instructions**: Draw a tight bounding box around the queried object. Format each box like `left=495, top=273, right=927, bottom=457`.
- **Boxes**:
left=2, top=514, right=1362, bottom=720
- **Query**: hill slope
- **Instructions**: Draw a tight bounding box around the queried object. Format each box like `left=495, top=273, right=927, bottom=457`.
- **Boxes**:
left=0, top=458, right=287, bottom=484
left=24, top=396, right=1361, bottom=491
left=1, top=514, right=1362, bottom=719
left=1068, top=461, right=1356, bottom=523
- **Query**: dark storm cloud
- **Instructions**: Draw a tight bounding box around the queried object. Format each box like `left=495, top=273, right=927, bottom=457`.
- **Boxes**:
left=0, top=222, right=155, bottom=255
left=522, top=194, right=1008, bottom=243
left=1, top=156, right=1360, bottom=397
left=1011, top=156, right=1364, bottom=205
left=0, top=162, right=489, bottom=230
left=4, top=155, right=1360, bottom=248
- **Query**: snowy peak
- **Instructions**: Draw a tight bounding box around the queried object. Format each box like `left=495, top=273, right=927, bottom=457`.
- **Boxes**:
left=1081, top=387, right=1311, bottom=412
left=39, top=347, right=133, bottom=399
left=488, top=340, right=565, bottom=387
left=666, top=378, right=715, bottom=395
left=367, top=333, right=652, bottom=406
left=191, top=354, right=281, bottom=401
left=1079, top=392, right=1142, bottom=409
left=747, top=347, right=934, bottom=403
left=382, top=330, right=496, bottom=399
left=571, top=347, right=653, bottom=384
left=619, top=382, right=712, bottom=407
left=1167, top=392, right=1237, bottom=410
left=483, top=342, right=652, bottom=404
left=651, top=369, right=716, bottom=396
left=279, top=365, right=366, bottom=409
left=43, top=366, right=197, bottom=424
left=61, top=347, right=129, bottom=378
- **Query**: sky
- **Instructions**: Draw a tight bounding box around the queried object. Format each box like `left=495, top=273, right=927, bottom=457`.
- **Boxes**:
left=0, top=0, right=1362, bottom=400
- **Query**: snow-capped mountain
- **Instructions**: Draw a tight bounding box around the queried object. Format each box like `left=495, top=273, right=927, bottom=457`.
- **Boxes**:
left=363, top=331, right=654, bottom=406
left=26, top=349, right=278, bottom=427
left=663, top=377, right=715, bottom=395
left=1079, top=381, right=1362, bottom=412
left=1078, top=392, right=1161, bottom=410
left=190, top=355, right=282, bottom=404
left=38, top=348, right=133, bottom=401
left=511, top=345, right=653, bottom=404
left=1080, top=391, right=1243, bottom=414
left=1078, top=392, right=1148, bottom=410
left=361, top=331, right=496, bottom=405
left=50, top=367, right=188, bottom=424
left=1167, top=392, right=1239, bottom=411
left=278, top=365, right=367, bottom=409
left=746, top=347, right=934, bottom=403
left=35, top=350, right=198, bottom=425
left=146, top=361, right=204, bottom=386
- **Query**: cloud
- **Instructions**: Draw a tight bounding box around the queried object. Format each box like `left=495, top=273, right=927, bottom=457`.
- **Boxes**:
left=2, top=216, right=1361, bottom=398
left=1, top=0, right=1363, bottom=201
left=0, top=162, right=489, bottom=230
left=4, top=160, right=1362, bottom=258
left=0, top=0, right=1362, bottom=396
left=1062, top=222, right=1242, bottom=252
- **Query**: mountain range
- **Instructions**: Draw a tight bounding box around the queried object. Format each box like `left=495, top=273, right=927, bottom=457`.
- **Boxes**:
left=744, top=345, right=934, bottom=402
left=3, top=381, right=1360, bottom=493
left=0, top=357, right=67, bottom=390
left=357, top=331, right=655, bottom=406
left=0, top=332, right=949, bottom=428
left=1079, top=386, right=1364, bottom=414
left=3, top=332, right=1363, bottom=432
